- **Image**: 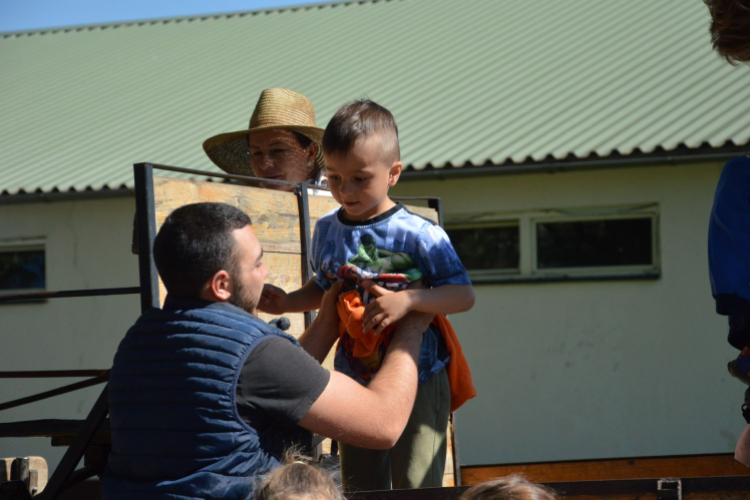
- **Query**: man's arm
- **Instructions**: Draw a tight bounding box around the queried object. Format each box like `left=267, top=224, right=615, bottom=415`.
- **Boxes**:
left=297, top=308, right=429, bottom=449
left=297, top=281, right=343, bottom=363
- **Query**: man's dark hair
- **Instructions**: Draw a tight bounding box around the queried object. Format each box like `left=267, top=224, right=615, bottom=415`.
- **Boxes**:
left=153, top=202, right=252, bottom=299
left=322, top=99, right=400, bottom=164
left=705, top=0, right=750, bottom=64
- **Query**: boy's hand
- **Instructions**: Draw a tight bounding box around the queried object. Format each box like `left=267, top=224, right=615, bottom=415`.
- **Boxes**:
left=258, top=284, right=289, bottom=315
left=361, top=280, right=413, bottom=335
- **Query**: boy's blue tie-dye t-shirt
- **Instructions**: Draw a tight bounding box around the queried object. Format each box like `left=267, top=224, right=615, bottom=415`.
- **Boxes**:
left=311, top=202, right=471, bottom=384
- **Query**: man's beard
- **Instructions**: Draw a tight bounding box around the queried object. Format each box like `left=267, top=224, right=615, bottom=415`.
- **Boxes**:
left=227, top=271, right=257, bottom=314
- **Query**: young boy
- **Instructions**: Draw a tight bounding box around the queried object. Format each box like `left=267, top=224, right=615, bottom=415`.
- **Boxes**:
left=259, top=100, right=475, bottom=491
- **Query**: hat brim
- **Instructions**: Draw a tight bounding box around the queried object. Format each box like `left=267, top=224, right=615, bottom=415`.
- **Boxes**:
left=203, top=125, right=325, bottom=178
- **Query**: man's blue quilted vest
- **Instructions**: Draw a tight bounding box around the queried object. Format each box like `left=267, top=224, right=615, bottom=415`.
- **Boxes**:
left=102, top=298, right=300, bottom=500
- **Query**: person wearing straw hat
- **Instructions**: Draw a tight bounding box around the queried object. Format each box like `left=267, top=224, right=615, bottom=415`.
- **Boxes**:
left=203, top=88, right=327, bottom=191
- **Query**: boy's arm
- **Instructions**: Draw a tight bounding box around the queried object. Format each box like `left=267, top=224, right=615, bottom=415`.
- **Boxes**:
left=362, top=283, right=474, bottom=335
left=259, top=280, right=325, bottom=315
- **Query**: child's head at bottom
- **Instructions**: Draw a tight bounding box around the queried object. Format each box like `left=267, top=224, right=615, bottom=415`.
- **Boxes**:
left=254, top=452, right=342, bottom=500
left=460, top=475, right=557, bottom=500
left=322, top=99, right=403, bottom=222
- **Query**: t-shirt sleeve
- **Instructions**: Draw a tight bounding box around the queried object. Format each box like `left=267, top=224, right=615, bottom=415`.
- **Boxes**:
left=237, top=337, right=330, bottom=425
left=415, top=223, right=472, bottom=287
left=311, top=217, right=333, bottom=291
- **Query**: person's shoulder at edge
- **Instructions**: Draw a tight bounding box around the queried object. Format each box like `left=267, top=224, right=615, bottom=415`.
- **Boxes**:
left=718, top=155, right=750, bottom=183
left=713, top=156, right=750, bottom=213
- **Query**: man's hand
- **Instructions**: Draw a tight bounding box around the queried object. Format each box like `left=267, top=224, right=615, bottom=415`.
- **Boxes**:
left=362, top=281, right=412, bottom=335
left=258, top=284, right=289, bottom=315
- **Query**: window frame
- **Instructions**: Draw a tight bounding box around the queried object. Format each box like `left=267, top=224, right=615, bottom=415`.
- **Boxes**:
left=530, top=211, right=661, bottom=278
left=0, top=239, right=47, bottom=295
left=446, top=205, right=660, bottom=284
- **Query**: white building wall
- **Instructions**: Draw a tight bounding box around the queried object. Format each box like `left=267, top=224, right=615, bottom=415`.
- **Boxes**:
left=392, top=161, right=741, bottom=466
left=0, top=196, right=140, bottom=467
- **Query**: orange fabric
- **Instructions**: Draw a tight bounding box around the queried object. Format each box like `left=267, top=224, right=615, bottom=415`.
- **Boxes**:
left=432, top=314, right=477, bottom=412
left=337, top=290, right=390, bottom=358
left=336, top=289, right=477, bottom=412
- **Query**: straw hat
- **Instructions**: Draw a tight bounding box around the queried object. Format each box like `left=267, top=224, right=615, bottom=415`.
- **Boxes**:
left=203, top=88, right=325, bottom=177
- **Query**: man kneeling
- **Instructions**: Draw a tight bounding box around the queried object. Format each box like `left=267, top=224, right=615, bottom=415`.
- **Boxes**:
left=102, top=202, right=430, bottom=500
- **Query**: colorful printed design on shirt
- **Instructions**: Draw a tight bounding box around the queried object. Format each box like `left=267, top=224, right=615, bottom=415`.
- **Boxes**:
left=339, top=233, right=422, bottom=285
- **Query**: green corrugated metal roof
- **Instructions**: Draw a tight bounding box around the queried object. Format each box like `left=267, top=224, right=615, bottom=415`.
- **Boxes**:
left=1, top=0, right=749, bottom=195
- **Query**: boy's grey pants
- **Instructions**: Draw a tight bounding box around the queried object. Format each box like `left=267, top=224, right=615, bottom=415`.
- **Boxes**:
left=339, top=368, right=450, bottom=491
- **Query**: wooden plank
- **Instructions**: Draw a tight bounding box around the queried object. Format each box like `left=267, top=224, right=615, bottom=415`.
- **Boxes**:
left=154, top=178, right=304, bottom=254
left=460, top=453, right=750, bottom=485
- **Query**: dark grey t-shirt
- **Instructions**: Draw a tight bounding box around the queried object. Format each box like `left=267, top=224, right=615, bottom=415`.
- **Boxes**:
left=236, top=336, right=330, bottom=456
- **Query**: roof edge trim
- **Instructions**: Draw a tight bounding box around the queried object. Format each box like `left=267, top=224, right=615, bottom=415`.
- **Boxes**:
left=0, top=187, right=135, bottom=205
left=400, top=150, right=748, bottom=181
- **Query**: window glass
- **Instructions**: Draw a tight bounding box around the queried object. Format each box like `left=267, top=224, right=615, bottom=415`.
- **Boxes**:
left=0, top=249, right=46, bottom=290
left=536, top=218, right=652, bottom=269
left=447, top=225, right=520, bottom=271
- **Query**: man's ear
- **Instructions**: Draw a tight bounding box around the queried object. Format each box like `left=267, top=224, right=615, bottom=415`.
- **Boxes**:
left=204, top=270, right=232, bottom=302
left=388, top=161, right=403, bottom=187
left=308, top=142, right=319, bottom=165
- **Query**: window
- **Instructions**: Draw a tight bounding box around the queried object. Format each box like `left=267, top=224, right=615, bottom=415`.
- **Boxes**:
left=447, top=223, right=520, bottom=275
left=0, top=243, right=46, bottom=292
left=446, top=206, right=659, bottom=283
left=536, top=217, right=654, bottom=270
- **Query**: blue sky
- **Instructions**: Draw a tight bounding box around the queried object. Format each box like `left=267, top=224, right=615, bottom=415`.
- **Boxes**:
left=0, top=0, right=333, bottom=33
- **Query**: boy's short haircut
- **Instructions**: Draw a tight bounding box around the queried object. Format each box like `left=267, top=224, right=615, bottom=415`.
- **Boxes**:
left=704, top=0, right=750, bottom=64
left=322, top=99, right=400, bottom=164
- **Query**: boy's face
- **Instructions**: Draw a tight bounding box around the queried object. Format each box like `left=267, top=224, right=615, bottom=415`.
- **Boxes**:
left=324, top=134, right=402, bottom=221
